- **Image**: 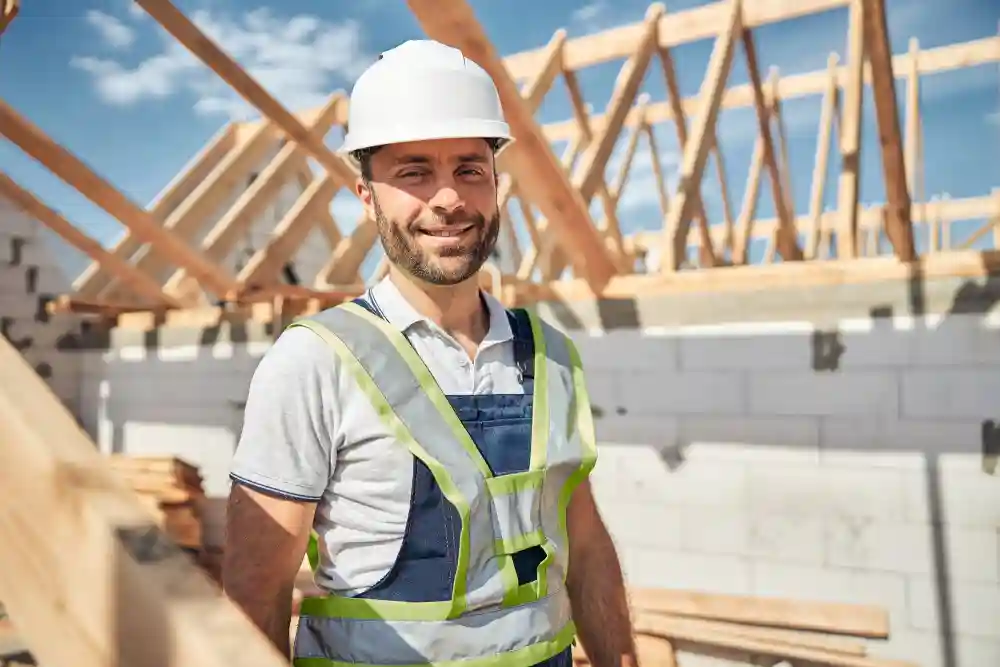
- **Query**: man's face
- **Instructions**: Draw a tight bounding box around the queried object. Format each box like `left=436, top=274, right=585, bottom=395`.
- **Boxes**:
left=357, top=137, right=500, bottom=286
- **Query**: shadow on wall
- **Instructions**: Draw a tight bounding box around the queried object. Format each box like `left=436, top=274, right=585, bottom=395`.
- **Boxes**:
left=548, top=268, right=1000, bottom=667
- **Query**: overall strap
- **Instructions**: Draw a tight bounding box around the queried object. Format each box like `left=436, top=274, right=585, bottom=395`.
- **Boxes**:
left=506, top=308, right=535, bottom=393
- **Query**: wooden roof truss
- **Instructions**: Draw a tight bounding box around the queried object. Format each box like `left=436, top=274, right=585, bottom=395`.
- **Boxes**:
left=0, top=0, right=996, bottom=325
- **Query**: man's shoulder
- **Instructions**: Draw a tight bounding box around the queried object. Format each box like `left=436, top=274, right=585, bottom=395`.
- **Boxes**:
left=254, top=323, right=342, bottom=383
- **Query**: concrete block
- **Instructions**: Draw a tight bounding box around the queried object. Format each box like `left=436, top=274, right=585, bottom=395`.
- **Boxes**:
left=597, top=500, right=683, bottom=552
left=866, top=630, right=944, bottom=667
left=678, top=416, right=821, bottom=464
left=0, top=209, right=37, bottom=238
left=594, top=414, right=679, bottom=448
left=748, top=370, right=899, bottom=417
left=747, top=463, right=908, bottom=520
left=0, top=294, right=36, bottom=320
left=750, top=563, right=910, bottom=627
left=907, top=577, right=1000, bottom=639
left=675, top=321, right=813, bottom=371
left=910, top=313, right=1000, bottom=366
left=953, top=635, right=1000, bottom=667
left=835, top=317, right=916, bottom=368
left=621, top=548, right=753, bottom=595
left=825, top=519, right=999, bottom=584
left=570, top=330, right=679, bottom=372
left=901, top=369, right=1000, bottom=419
left=746, top=514, right=825, bottom=565
left=619, top=370, right=746, bottom=416
left=592, top=443, right=749, bottom=509
left=903, top=465, right=1000, bottom=528
left=820, top=417, right=984, bottom=460
left=678, top=507, right=751, bottom=556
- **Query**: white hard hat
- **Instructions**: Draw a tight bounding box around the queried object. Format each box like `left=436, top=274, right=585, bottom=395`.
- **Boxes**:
left=339, top=40, right=512, bottom=155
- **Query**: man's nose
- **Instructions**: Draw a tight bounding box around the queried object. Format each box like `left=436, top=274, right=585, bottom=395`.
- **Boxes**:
left=427, top=176, right=463, bottom=214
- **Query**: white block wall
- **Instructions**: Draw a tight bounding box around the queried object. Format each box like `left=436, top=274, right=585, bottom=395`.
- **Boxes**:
left=0, top=198, right=82, bottom=415
left=574, top=313, right=1000, bottom=667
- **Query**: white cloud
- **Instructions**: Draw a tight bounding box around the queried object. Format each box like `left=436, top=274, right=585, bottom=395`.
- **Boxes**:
left=569, top=1, right=622, bottom=34
left=125, top=1, right=148, bottom=20
left=72, top=7, right=371, bottom=120
left=85, top=9, right=136, bottom=49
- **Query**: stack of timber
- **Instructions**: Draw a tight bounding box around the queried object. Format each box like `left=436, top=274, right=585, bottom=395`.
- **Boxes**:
left=105, top=454, right=205, bottom=551
left=569, top=588, right=918, bottom=667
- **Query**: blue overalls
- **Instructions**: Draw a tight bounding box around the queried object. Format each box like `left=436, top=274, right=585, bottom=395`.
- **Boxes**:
left=349, top=294, right=574, bottom=667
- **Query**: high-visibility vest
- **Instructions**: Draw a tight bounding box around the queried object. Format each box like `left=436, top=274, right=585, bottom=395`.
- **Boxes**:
left=287, top=300, right=597, bottom=667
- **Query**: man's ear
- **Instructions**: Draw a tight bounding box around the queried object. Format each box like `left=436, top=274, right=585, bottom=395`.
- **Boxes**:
left=356, top=177, right=375, bottom=218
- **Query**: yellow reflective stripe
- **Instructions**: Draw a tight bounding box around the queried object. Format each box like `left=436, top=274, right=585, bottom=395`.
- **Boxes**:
left=338, top=302, right=494, bottom=480
left=557, top=338, right=598, bottom=580
left=483, top=462, right=545, bottom=604
left=290, top=319, right=471, bottom=619
left=292, top=620, right=577, bottom=667
left=299, top=595, right=453, bottom=622
left=494, top=529, right=544, bottom=555
left=525, top=310, right=549, bottom=471
left=307, top=531, right=320, bottom=572
left=483, top=468, right=543, bottom=495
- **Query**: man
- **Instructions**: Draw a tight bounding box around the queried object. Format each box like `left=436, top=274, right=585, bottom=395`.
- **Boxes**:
left=224, top=39, right=637, bottom=667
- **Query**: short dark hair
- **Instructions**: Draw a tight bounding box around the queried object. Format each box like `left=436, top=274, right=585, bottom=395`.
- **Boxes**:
left=352, top=138, right=503, bottom=181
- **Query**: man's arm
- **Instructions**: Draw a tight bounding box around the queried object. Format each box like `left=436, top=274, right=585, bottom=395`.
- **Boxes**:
left=224, top=483, right=315, bottom=655
left=223, top=327, right=339, bottom=656
left=565, top=479, right=638, bottom=667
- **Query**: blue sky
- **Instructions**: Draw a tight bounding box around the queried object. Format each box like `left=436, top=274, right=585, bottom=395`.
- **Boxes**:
left=1, top=0, right=998, bottom=279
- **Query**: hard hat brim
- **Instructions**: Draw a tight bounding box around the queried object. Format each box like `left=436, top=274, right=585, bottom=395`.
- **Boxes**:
left=338, top=119, right=513, bottom=155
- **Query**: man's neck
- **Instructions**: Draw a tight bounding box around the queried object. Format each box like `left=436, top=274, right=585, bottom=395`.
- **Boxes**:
left=387, top=268, right=489, bottom=344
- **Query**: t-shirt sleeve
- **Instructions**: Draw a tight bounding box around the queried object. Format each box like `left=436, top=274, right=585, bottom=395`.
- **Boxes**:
left=229, top=325, right=338, bottom=501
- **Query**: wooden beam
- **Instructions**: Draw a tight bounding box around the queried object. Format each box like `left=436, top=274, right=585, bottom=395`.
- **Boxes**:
left=836, top=0, right=866, bottom=259
left=862, top=0, right=914, bottom=261
left=512, top=247, right=1000, bottom=309
left=572, top=5, right=664, bottom=202
left=806, top=54, right=841, bottom=259
left=661, top=0, right=742, bottom=273
left=0, top=99, right=239, bottom=298
left=72, top=123, right=238, bottom=298
left=235, top=175, right=339, bottom=288
left=656, top=37, right=718, bottom=266
left=542, top=35, right=1000, bottom=143
left=405, top=0, right=617, bottom=292
left=135, top=0, right=358, bottom=187
left=315, top=214, right=382, bottom=287
left=162, top=95, right=346, bottom=298
left=732, top=133, right=764, bottom=264
left=0, top=0, right=18, bottom=35
left=742, top=32, right=802, bottom=261
left=633, top=616, right=914, bottom=667
left=544, top=5, right=664, bottom=278
left=0, top=172, right=180, bottom=307
left=632, top=193, right=999, bottom=252
left=105, top=119, right=283, bottom=298
left=503, top=0, right=849, bottom=79
left=521, top=30, right=567, bottom=111
left=0, top=333, right=294, bottom=667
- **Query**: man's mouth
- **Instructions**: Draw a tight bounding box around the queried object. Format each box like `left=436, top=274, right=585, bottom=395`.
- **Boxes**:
left=420, top=224, right=474, bottom=238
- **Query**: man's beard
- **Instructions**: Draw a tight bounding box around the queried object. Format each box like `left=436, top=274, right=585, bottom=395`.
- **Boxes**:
left=373, top=193, right=500, bottom=286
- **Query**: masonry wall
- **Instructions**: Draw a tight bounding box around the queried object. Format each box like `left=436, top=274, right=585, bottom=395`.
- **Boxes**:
left=0, top=197, right=83, bottom=416
left=536, top=274, right=1000, bottom=667
left=60, top=269, right=1000, bottom=667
